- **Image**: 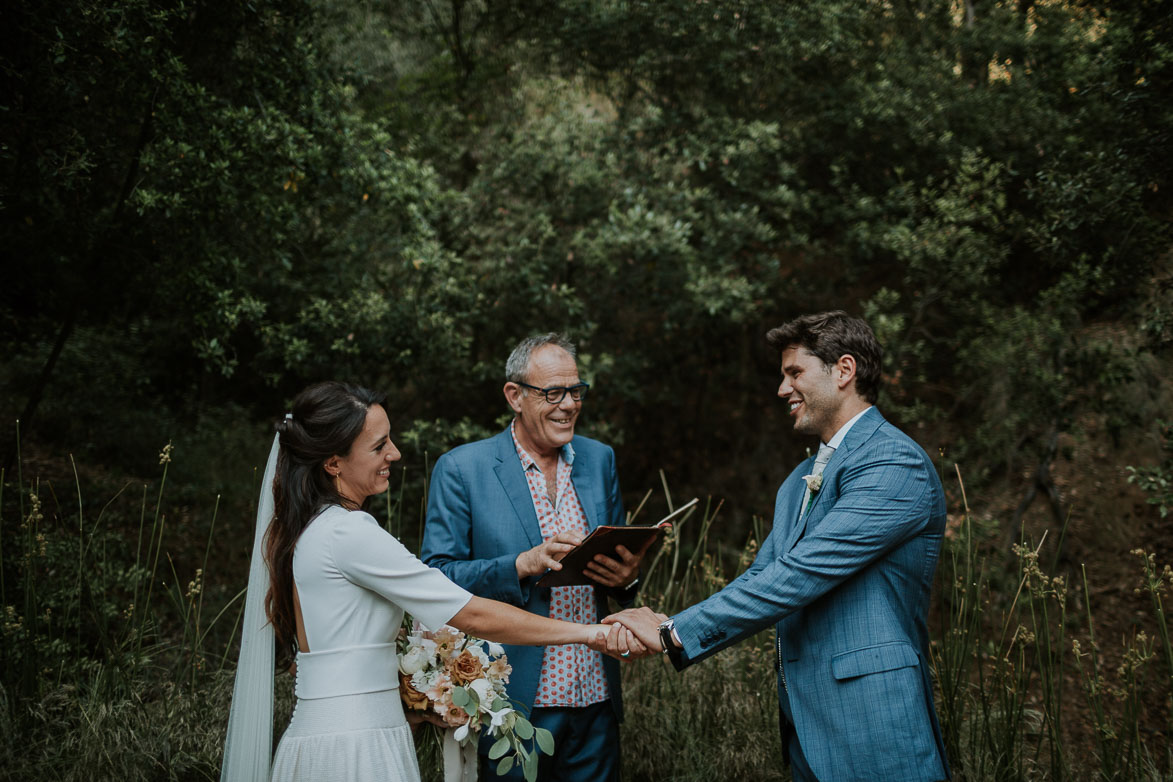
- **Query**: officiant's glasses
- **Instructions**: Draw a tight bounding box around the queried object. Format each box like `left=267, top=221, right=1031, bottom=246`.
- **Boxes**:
left=516, top=381, right=590, bottom=404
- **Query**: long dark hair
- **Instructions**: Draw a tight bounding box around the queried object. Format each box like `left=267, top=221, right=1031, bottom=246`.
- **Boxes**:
left=264, top=381, right=387, bottom=665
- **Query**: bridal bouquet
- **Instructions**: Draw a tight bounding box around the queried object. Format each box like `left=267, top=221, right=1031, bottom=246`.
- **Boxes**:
left=398, top=619, right=554, bottom=781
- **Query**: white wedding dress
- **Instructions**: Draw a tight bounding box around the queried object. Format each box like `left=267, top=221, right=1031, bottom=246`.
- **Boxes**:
left=269, top=505, right=472, bottom=781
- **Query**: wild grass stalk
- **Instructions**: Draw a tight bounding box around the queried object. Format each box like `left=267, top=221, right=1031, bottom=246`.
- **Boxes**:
left=192, top=493, right=221, bottom=685
left=136, top=443, right=173, bottom=658
left=1, top=466, right=6, bottom=608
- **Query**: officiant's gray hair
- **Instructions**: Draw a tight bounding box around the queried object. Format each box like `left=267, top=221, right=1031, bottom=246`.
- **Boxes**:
left=506, top=333, right=577, bottom=383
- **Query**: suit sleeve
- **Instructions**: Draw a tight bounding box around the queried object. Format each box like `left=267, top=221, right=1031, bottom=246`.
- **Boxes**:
left=673, top=439, right=936, bottom=666
left=420, top=453, right=529, bottom=606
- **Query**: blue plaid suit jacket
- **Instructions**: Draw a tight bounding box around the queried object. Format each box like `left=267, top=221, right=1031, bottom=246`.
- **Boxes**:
left=673, top=407, right=949, bottom=781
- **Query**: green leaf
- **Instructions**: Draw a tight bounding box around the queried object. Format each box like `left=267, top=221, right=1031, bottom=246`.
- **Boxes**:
left=451, top=687, right=469, bottom=708
left=497, top=756, right=514, bottom=775
left=488, top=735, right=512, bottom=760
left=535, top=727, right=554, bottom=756
left=523, top=749, right=539, bottom=782
left=513, top=715, right=534, bottom=740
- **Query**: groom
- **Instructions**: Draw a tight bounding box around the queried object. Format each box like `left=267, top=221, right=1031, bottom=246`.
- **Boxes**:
left=608, top=311, right=950, bottom=782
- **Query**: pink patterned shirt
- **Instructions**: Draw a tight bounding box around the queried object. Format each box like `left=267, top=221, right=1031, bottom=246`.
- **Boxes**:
left=511, top=421, right=610, bottom=708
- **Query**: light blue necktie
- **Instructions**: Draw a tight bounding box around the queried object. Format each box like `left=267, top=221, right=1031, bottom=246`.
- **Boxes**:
left=800, top=443, right=835, bottom=518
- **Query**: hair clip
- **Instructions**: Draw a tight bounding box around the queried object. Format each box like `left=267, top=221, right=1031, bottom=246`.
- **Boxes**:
left=285, top=413, right=293, bottom=420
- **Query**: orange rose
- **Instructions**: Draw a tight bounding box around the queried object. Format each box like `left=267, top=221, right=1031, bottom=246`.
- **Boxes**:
left=446, top=650, right=484, bottom=686
left=399, top=672, right=429, bottom=711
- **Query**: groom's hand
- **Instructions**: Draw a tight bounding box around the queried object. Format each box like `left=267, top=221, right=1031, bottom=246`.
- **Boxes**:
left=603, top=606, right=669, bottom=653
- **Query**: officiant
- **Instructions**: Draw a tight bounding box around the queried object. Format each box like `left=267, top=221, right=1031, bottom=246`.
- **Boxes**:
left=421, top=333, right=647, bottom=782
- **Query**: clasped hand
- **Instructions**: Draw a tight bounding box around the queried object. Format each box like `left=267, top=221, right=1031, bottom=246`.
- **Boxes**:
left=599, top=606, right=669, bottom=659
left=583, top=607, right=671, bottom=662
left=578, top=607, right=672, bottom=662
left=584, top=621, right=652, bottom=661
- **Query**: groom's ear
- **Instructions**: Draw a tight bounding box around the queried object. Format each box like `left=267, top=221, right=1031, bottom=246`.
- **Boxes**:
left=834, top=354, right=857, bottom=390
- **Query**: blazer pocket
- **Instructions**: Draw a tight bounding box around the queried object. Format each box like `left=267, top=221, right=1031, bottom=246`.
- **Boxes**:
left=831, top=641, right=919, bottom=680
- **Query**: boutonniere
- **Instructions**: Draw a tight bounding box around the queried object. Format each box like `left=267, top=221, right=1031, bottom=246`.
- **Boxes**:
left=802, top=473, right=823, bottom=493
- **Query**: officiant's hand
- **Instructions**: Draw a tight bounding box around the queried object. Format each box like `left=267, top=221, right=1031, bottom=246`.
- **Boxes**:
left=603, top=606, right=670, bottom=653
left=516, top=531, right=584, bottom=579
left=583, top=537, right=655, bottom=589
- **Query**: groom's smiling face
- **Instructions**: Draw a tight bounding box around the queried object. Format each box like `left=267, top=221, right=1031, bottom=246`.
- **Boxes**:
left=778, top=346, right=840, bottom=439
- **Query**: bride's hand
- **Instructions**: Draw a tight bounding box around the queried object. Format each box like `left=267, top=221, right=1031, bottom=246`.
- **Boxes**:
left=585, top=622, right=649, bottom=660
left=406, top=709, right=448, bottom=733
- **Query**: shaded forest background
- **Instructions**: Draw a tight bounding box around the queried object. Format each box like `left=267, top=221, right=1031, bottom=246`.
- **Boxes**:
left=2, top=0, right=1173, bottom=779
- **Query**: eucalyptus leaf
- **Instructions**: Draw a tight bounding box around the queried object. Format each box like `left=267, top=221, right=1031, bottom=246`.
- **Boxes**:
left=535, top=727, right=555, bottom=756
left=489, top=735, right=511, bottom=760
left=513, top=716, right=534, bottom=740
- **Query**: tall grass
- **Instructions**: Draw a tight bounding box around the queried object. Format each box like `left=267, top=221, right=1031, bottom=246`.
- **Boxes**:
left=932, top=468, right=1173, bottom=781
left=0, top=441, right=255, bottom=781
left=1, top=450, right=1170, bottom=781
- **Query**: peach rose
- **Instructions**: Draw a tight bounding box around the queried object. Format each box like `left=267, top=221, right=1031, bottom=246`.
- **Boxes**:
left=447, top=649, right=484, bottom=686
left=443, top=705, right=470, bottom=727
left=399, top=672, right=430, bottom=711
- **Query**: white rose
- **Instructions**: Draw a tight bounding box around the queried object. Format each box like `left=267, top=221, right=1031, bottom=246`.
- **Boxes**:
left=469, top=677, right=494, bottom=707
left=399, top=646, right=430, bottom=675
left=801, top=473, right=823, bottom=493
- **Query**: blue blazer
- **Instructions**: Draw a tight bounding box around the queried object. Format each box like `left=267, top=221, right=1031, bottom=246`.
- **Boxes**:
left=673, top=408, right=949, bottom=781
left=420, top=428, right=629, bottom=723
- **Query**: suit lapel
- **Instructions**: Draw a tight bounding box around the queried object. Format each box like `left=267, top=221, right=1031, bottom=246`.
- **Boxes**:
left=781, top=456, right=815, bottom=552
left=492, top=429, right=544, bottom=548
left=568, top=442, right=602, bottom=530
left=800, top=407, right=886, bottom=530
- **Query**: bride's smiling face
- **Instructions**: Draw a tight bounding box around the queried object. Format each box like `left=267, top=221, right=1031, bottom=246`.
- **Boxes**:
left=329, top=404, right=401, bottom=505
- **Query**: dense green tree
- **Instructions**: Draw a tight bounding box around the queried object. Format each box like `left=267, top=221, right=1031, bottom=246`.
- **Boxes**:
left=2, top=0, right=1170, bottom=520
left=0, top=0, right=472, bottom=466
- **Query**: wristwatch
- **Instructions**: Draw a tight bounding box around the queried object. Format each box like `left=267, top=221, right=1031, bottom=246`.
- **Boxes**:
left=658, top=618, right=683, bottom=667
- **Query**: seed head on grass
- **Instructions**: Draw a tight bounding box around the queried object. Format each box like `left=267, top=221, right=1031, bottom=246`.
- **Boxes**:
left=185, top=569, right=203, bottom=600
left=22, top=491, right=42, bottom=530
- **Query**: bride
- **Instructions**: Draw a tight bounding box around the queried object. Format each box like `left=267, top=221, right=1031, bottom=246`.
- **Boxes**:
left=221, top=381, right=640, bottom=781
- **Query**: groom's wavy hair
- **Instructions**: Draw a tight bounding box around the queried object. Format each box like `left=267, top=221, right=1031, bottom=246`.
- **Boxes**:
left=766, top=311, right=883, bottom=404
left=266, top=380, right=386, bottom=666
